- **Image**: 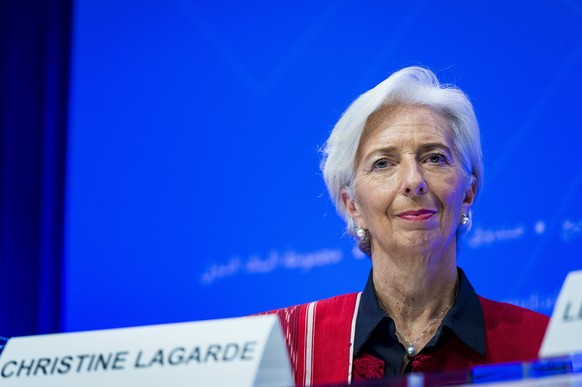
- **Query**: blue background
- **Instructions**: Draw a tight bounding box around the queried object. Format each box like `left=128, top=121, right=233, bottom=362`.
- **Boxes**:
left=64, top=0, right=582, bottom=332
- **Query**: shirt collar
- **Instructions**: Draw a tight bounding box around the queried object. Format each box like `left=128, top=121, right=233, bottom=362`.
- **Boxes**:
left=439, top=267, right=486, bottom=356
left=354, top=267, right=486, bottom=356
left=354, top=270, right=392, bottom=355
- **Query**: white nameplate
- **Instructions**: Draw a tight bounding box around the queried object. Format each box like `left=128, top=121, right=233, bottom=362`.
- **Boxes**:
left=0, top=315, right=293, bottom=387
left=539, top=270, right=582, bottom=357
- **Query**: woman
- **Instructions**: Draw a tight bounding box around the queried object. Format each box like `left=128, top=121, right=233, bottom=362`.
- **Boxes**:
left=263, top=67, right=548, bottom=386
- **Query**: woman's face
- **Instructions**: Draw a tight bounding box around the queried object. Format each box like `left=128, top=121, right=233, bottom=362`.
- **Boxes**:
left=342, top=105, right=476, bottom=258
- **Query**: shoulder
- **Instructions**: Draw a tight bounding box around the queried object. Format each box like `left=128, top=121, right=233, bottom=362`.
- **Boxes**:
left=478, top=296, right=549, bottom=362
left=257, top=293, right=361, bottom=335
left=258, top=292, right=360, bottom=322
left=256, top=293, right=360, bottom=384
left=478, top=296, right=549, bottom=330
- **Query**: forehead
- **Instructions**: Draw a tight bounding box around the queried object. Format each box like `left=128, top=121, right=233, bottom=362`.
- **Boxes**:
left=358, top=104, right=453, bottom=153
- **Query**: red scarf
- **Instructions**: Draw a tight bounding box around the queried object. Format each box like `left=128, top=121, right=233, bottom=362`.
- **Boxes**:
left=263, top=293, right=548, bottom=386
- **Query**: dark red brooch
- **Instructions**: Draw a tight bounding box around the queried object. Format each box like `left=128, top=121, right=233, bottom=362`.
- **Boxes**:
left=411, top=354, right=443, bottom=372
left=353, top=353, right=385, bottom=380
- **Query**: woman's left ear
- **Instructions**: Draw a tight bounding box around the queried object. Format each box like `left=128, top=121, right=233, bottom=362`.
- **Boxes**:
left=462, top=175, right=477, bottom=206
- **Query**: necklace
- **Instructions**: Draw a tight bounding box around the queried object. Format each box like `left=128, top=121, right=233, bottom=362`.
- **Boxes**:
left=394, top=294, right=457, bottom=357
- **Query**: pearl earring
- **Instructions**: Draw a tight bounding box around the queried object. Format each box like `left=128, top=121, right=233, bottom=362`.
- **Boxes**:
left=460, top=213, right=470, bottom=226
left=356, top=227, right=366, bottom=238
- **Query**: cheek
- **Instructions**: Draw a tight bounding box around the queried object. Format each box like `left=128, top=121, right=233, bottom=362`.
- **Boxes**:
left=430, top=174, right=465, bottom=210
left=355, top=179, right=396, bottom=219
left=440, top=182, right=467, bottom=219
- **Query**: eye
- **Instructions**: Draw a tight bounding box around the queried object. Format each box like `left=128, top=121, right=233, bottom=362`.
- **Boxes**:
left=424, top=153, right=447, bottom=164
left=372, top=158, right=391, bottom=170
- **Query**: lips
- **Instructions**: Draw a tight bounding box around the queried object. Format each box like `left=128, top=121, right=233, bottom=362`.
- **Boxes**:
left=396, top=209, right=437, bottom=221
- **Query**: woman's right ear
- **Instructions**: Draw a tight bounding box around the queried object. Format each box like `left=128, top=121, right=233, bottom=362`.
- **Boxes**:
left=340, top=187, right=361, bottom=221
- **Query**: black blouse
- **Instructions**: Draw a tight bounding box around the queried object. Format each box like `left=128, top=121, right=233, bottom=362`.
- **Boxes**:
left=354, top=267, right=486, bottom=377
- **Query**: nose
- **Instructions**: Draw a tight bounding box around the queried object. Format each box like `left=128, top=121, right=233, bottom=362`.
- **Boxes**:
left=400, top=160, right=427, bottom=196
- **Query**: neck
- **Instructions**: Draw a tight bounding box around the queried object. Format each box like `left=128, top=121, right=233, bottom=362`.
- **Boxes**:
left=371, top=247, right=458, bottom=327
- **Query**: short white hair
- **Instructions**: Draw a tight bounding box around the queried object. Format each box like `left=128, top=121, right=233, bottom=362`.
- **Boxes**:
left=321, top=66, right=483, bottom=238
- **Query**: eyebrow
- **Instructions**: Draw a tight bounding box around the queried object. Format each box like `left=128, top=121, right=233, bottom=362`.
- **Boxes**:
left=417, top=142, right=453, bottom=155
left=358, top=146, right=398, bottom=163
left=363, top=142, right=452, bottom=157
